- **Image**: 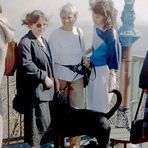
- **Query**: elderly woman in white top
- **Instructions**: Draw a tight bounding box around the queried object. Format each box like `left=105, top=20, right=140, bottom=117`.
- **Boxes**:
left=0, top=4, right=15, bottom=147
left=49, top=3, right=86, bottom=148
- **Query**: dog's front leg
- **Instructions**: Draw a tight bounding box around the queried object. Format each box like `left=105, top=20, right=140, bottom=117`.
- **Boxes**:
left=53, top=134, right=65, bottom=148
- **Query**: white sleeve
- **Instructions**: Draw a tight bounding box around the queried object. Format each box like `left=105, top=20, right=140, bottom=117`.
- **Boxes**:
left=0, top=20, right=15, bottom=42
left=48, top=32, right=59, bottom=80
left=48, top=33, right=58, bottom=64
left=77, top=27, right=86, bottom=56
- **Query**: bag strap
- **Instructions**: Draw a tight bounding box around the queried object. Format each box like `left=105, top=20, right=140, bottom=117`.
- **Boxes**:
left=62, top=63, right=84, bottom=75
left=134, top=89, right=144, bottom=121
left=77, top=28, right=83, bottom=54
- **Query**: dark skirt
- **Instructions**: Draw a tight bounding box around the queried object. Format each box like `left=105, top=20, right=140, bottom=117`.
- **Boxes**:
left=24, top=100, right=51, bottom=147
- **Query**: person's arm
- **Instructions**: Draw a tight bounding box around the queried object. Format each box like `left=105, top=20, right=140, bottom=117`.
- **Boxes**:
left=19, top=40, right=54, bottom=89
left=0, top=26, right=10, bottom=85
left=52, top=64, right=60, bottom=91
left=0, top=45, right=7, bottom=85
left=0, top=16, right=15, bottom=42
left=77, top=27, right=86, bottom=56
left=18, top=40, right=47, bottom=81
left=108, top=69, right=117, bottom=91
left=106, top=30, right=121, bottom=71
left=107, top=30, right=121, bottom=90
left=86, top=48, right=92, bottom=55
left=48, top=34, right=60, bottom=91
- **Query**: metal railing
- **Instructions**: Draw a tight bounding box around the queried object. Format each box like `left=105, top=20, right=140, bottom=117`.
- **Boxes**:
left=1, top=76, right=24, bottom=145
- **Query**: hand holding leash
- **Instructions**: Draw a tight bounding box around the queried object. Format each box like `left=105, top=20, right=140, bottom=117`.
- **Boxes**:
left=83, top=56, right=91, bottom=68
left=108, top=70, right=116, bottom=91
left=44, top=76, right=53, bottom=89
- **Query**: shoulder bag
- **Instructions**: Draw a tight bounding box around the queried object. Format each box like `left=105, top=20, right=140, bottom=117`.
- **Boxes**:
left=130, top=89, right=148, bottom=144
left=4, top=40, right=17, bottom=76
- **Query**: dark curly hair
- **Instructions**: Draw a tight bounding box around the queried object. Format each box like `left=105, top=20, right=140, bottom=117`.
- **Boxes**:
left=91, top=0, right=118, bottom=29
left=22, top=10, right=48, bottom=26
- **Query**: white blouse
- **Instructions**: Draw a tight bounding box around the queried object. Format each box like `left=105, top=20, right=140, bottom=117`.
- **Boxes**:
left=49, top=26, right=86, bottom=81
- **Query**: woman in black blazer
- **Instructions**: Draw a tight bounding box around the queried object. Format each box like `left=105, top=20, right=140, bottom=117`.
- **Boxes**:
left=16, top=10, right=57, bottom=147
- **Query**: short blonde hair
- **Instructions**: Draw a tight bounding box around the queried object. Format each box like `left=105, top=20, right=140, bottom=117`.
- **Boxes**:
left=60, top=3, right=78, bottom=18
left=91, top=0, right=118, bottom=29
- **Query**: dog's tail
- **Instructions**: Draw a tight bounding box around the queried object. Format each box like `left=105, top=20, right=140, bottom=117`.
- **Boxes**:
left=105, top=89, right=122, bottom=119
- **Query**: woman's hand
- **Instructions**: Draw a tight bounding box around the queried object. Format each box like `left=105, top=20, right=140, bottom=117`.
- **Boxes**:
left=108, top=70, right=116, bottom=91
left=44, top=76, right=53, bottom=89
left=83, top=57, right=91, bottom=68
left=86, top=48, right=92, bottom=55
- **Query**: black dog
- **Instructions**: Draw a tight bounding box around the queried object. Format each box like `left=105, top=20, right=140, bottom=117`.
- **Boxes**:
left=40, top=89, right=122, bottom=148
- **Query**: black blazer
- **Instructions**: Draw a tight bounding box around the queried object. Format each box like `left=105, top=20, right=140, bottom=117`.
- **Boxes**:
left=16, top=30, right=55, bottom=102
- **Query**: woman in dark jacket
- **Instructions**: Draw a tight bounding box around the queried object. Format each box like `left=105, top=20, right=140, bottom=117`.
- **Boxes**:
left=16, top=10, right=56, bottom=147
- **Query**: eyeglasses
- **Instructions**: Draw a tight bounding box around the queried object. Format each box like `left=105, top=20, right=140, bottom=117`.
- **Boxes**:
left=36, top=23, right=48, bottom=28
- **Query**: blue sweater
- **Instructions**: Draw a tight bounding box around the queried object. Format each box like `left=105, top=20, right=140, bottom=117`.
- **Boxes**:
left=90, top=28, right=121, bottom=70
